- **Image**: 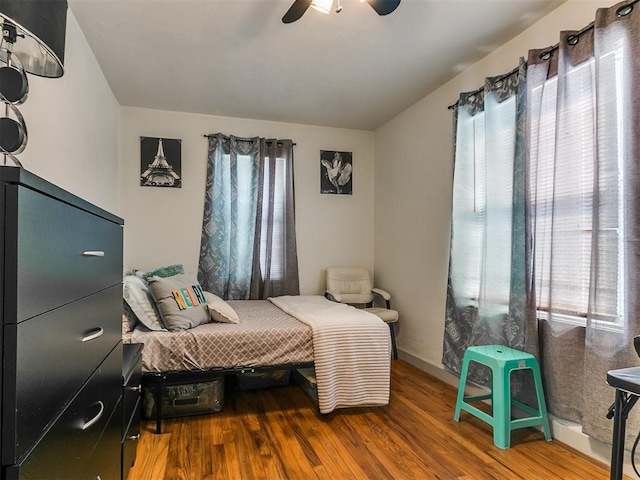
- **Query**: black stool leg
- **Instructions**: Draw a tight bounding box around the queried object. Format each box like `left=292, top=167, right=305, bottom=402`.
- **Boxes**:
left=610, top=389, right=638, bottom=480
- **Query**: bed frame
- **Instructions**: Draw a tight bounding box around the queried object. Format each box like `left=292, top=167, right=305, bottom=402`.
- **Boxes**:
left=143, top=361, right=314, bottom=434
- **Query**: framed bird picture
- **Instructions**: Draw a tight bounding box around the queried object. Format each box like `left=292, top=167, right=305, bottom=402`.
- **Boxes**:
left=320, top=150, right=352, bottom=195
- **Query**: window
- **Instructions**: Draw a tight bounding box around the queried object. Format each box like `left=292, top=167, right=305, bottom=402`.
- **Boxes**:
left=259, top=156, right=286, bottom=281
left=221, top=153, right=287, bottom=282
left=450, top=107, right=485, bottom=306
left=529, top=54, right=625, bottom=328
left=449, top=92, right=517, bottom=317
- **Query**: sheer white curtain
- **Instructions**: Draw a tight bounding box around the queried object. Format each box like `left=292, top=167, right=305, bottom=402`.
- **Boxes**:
left=527, top=0, right=640, bottom=442
left=450, top=90, right=516, bottom=319
left=444, top=63, right=530, bottom=391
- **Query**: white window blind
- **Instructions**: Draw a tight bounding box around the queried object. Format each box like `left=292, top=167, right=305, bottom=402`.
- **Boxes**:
left=259, top=156, right=286, bottom=281
left=450, top=92, right=517, bottom=316
left=450, top=108, right=485, bottom=307
left=235, top=154, right=256, bottom=266
left=224, top=153, right=287, bottom=282
left=530, top=53, right=624, bottom=327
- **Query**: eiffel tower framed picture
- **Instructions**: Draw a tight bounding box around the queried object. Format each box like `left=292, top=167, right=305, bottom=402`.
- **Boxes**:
left=140, top=136, right=182, bottom=188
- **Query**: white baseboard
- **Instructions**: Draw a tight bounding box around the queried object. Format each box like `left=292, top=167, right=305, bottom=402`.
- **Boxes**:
left=398, top=349, right=640, bottom=480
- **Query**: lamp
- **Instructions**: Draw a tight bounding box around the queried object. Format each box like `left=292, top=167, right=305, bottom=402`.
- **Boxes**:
left=0, top=0, right=67, bottom=166
left=311, top=0, right=333, bottom=14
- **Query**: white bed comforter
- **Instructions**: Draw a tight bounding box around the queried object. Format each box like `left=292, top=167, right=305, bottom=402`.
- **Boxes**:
left=269, top=295, right=391, bottom=414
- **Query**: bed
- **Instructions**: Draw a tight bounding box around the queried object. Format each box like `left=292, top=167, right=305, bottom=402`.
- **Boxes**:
left=122, top=274, right=392, bottom=433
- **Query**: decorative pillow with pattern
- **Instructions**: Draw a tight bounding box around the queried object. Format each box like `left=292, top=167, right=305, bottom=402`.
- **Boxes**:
left=139, top=263, right=184, bottom=281
left=147, top=274, right=210, bottom=331
left=204, top=291, right=240, bottom=324
left=123, top=275, right=167, bottom=331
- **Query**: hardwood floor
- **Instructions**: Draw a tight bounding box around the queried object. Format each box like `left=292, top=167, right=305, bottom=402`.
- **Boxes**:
left=128, top=360, right=622, bottom=479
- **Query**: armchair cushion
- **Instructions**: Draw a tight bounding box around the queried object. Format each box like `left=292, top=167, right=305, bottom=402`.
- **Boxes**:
left=366, top=307, right=398, bottom=323
left=325, top=266, right=374, bottom=304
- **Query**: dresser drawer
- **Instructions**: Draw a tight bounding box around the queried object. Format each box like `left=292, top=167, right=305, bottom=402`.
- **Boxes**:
left=5, top=184, right=123, bottom=323
left=2, top=286, right=122, bottom=464
left=4, top=346, right=123, bottom=479
left=122, top=397, right=141, bottom=480
left=123, top=344, right=143, bottom=424
left=84, top=396, right=123, bottom=480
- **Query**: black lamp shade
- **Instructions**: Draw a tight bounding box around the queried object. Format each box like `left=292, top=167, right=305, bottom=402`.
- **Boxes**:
left=0, top=0, right=67, bottom=78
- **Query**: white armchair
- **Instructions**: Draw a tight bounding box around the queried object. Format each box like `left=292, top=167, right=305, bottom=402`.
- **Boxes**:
left=324, top=266, right=399, bottom=359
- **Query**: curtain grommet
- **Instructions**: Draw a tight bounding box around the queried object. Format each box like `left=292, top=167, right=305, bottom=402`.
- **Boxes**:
left=540, top=50, right=553, bottom=61
left=617, top=4, right=633, bottom=16
left=567, top=34, right=579, bottom=46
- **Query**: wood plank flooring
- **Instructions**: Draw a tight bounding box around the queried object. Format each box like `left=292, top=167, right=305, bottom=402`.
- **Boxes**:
left=128, top=360, right=623, bottom=479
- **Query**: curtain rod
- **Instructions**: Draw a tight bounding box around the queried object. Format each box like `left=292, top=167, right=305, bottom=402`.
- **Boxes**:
left=447, top=65, right=520, bottom=110
left=536, top=21, right=595, bottom=63
left=447, top=0, right=639, bottom=111
left=203, top=134, right=295, bottom=146
left=540, top=0, right=640, bottom=58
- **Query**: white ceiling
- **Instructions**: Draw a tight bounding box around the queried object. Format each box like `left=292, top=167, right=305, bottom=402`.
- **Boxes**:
left=69, top=0, right=564, bottom=130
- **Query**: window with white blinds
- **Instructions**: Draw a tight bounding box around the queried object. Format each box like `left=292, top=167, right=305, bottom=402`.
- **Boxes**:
left=450, top=108, right=485, bottom=307
left=449, top=92, right=517, bottom=316
left=234, top=154, right=257, bottom=267
left=259, top=156, right=286, bottom=280
left=224, top=154, right=286, bottom=282
left=530, top=54, right=624, bottom=328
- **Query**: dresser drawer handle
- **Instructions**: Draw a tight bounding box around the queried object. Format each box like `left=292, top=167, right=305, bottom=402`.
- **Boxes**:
left=129, top=385, right=141, bottom=393
left=128, top=434, right=140, bottom=441
left=82, top=250, right=105, bottom=257
left=82, top=328, right=104, bottom=342
left=82, top=401, right=104, bottom=431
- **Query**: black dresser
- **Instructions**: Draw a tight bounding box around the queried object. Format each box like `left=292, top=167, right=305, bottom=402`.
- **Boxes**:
left=122, top=343, right=142, bottom=480
left=0, top=166, right=124, bottom=479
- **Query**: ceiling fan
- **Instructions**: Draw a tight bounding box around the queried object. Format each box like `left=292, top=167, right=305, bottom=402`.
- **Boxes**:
left=282, top=0, right=401, bottom=24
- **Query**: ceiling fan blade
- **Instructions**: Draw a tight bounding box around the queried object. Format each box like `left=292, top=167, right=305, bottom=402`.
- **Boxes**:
left=366, top=0, right=401, bottom=16
left=282, top=0, right=312, bottom=23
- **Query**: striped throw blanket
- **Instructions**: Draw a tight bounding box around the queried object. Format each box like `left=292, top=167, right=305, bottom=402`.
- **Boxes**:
left=269, top=295, right=391, bottom=414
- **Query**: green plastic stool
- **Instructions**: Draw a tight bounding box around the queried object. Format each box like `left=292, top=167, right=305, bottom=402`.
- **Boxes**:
left=453, top=345, right=552, bottom=449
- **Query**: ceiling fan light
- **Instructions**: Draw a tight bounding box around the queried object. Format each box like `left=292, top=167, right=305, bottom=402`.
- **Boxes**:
left=311, top=0, right=333, bottom=14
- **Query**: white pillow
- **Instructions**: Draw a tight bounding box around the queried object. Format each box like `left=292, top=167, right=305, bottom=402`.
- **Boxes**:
left=204, top=291, right=239, bottom=324
left=123, top=275, right=167, bottom=331
left=122, top=300, right=138, bottom=332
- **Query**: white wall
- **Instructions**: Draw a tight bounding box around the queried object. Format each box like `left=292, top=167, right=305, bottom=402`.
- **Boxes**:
left=18, top=8, right=120, bottom=214
left=120, top=107, right=374, bottom=295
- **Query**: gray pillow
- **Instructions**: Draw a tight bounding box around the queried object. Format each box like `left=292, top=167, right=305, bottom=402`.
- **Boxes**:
left=123, top=275, right=167, bottom=331
left=147, top=274, right=210, bottom=331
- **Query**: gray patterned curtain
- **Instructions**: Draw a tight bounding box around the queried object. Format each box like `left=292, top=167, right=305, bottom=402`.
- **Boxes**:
left=198, top=134, right=299, bottom=300
left=443, top=59, right=532, bottom=394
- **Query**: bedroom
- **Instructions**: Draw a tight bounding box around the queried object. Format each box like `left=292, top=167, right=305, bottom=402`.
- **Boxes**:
left=1, top=0, right=637, bottom=478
